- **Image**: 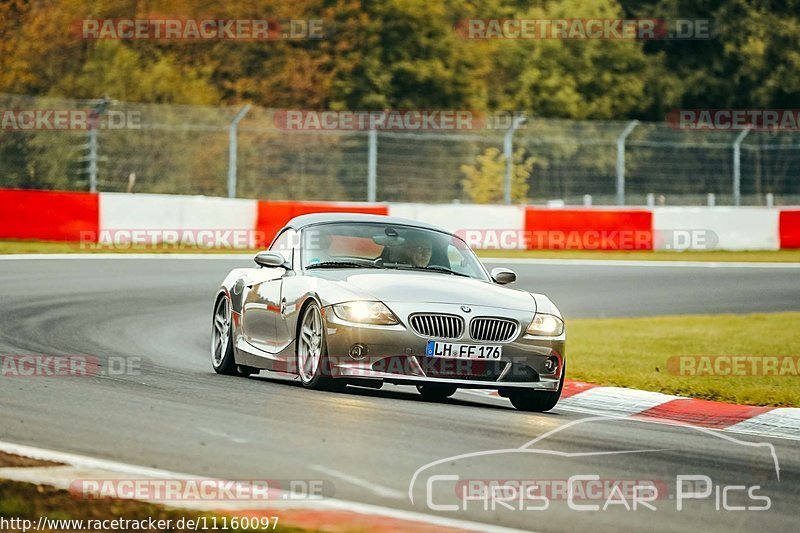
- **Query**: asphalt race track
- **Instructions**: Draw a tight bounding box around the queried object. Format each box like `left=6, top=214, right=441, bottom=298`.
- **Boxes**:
left=1, top=255, right=798, bottom=532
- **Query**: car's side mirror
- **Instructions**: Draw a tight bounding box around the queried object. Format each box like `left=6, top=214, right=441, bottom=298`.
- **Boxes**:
left=490, top=267, right=516, bottom=285
left=254, top=251, right=289, bottom=269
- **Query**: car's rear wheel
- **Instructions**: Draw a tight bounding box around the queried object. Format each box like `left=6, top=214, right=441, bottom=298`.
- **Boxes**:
left=416, top=384, right=457, bottom=401
left=509, top=364, right=565, bottom=412
left=297, top=301, right=343, bottom=391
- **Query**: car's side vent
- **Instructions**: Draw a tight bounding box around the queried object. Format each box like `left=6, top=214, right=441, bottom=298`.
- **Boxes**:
left=409, top=313, right=464, bottom=339
left=469, top=317, right=518, bottom=342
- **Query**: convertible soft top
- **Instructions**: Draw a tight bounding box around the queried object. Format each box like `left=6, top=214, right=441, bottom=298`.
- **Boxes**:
left=285, top=212, right=449, bottom=234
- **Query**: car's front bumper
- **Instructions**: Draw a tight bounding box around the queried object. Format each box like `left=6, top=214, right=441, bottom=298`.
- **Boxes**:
left=322, top=302, right=565, bottom=391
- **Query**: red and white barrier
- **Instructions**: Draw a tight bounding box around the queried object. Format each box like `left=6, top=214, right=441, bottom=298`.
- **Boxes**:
left=1, top=188, right=798, bottom=250
left=524, top=207, right=653, bottom=250
left=390, top=203, right=525, bottom=236
left=652, top=207, right=780, bottom=251
left=100, top=192, right=258, bottom=234
left=0, top=189, right=99, bottom=241
left=780, top=209, right=800, bottom=249
left=255, top=200, right=388, bottom=247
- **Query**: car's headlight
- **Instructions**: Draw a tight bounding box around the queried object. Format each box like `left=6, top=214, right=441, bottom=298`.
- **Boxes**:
left=332, top=301, right=399, bottom=325
left=526, top=313, right=564, bottom=336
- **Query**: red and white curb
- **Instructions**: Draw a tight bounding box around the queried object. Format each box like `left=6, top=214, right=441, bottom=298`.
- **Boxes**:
left=466, top=381, right=800, bottom=441
left=0, top=441, right=524, bottom=533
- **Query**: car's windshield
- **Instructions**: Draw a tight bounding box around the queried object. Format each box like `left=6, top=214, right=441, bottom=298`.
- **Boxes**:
left=300, top=223, right=489, bottom=281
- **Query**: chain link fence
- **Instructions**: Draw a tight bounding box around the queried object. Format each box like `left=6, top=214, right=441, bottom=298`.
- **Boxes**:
left=1, top=93, right=799, bottom=205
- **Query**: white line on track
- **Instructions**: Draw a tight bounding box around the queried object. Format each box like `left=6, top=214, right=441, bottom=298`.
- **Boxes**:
left=310, top=464, right=405, bottom=500
left=0, top=441, right=195, bottom=479
left=0, top=440, right=528, bottom=533
left=197, top=426, right=248, bottom=444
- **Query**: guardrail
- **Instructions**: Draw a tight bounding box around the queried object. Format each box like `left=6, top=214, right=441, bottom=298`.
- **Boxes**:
left=1, top=189, right=798, bottom=250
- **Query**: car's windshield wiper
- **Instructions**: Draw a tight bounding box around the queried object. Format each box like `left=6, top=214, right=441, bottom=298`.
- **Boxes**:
left=386, top=264, right=472, bottom=278
left=305, top=261, right=379, bottom=269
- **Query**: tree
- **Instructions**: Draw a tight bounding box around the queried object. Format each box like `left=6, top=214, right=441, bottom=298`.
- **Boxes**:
left=325, top=0, right=492, bottom=110
left=484, top=0, right=671, bottom=119
left=461, top=146, right=533, bottom=203
left=621, top=0, right=800, bottom=116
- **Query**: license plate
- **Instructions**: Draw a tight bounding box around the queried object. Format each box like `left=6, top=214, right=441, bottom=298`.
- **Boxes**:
left=426, top=340, right=502, bottom=360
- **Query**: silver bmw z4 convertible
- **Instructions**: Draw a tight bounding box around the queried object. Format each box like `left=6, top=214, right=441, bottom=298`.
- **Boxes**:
left=212, top=213, right=566, bottom=412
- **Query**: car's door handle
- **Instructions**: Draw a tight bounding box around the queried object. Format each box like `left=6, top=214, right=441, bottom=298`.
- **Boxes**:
left=280, top=298, right=287, bottom=314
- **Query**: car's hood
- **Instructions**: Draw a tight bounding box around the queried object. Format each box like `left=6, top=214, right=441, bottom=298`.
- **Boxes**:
left=309, top=269, right=535, bottom=311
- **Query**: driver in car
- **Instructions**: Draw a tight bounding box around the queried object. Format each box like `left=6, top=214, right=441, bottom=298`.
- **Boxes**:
left=404, top=233, right=433, bottom=267
left=305, top=228, right=333, bottom=265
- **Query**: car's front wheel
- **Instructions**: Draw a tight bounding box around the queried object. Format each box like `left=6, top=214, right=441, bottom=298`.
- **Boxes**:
left=212, top=294, right=256, bottom=377
left=416, top=384, right=457, bottom=401
left=212, top=294, right=235, bottom=374
left=296, top=301, right=344, bottom=391
left=508, top=365, right=565, bottom=412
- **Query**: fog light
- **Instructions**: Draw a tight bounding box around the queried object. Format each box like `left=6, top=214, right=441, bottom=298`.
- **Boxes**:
left=349, top=344, right=367, bottom=360
left=544, top=356, right=559, bottom=373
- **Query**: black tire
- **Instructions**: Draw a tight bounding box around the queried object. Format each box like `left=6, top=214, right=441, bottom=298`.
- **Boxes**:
left=416, top=384, right=458, bottom=401
left=509, top=364, right=566, bottom=412
left=211, top=294, right=237, bottom=375
left=235, top=365, right=259, bottom=377
left=296, top=301, right=343, bottom=391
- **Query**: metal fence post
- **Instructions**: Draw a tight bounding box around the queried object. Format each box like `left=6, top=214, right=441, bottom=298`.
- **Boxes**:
left=615, top=120, right=638, bottom=206
left=227, top=104, right=251, bottom=198
left=88, top=124, right=98, bottom=193
left=732, top=127, right=750, bottom=207
left=86, top=97, right=111, bottom=193
left=504, top=115, right=526, bottom=205
left=367, top=128, right=377, bottom=202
